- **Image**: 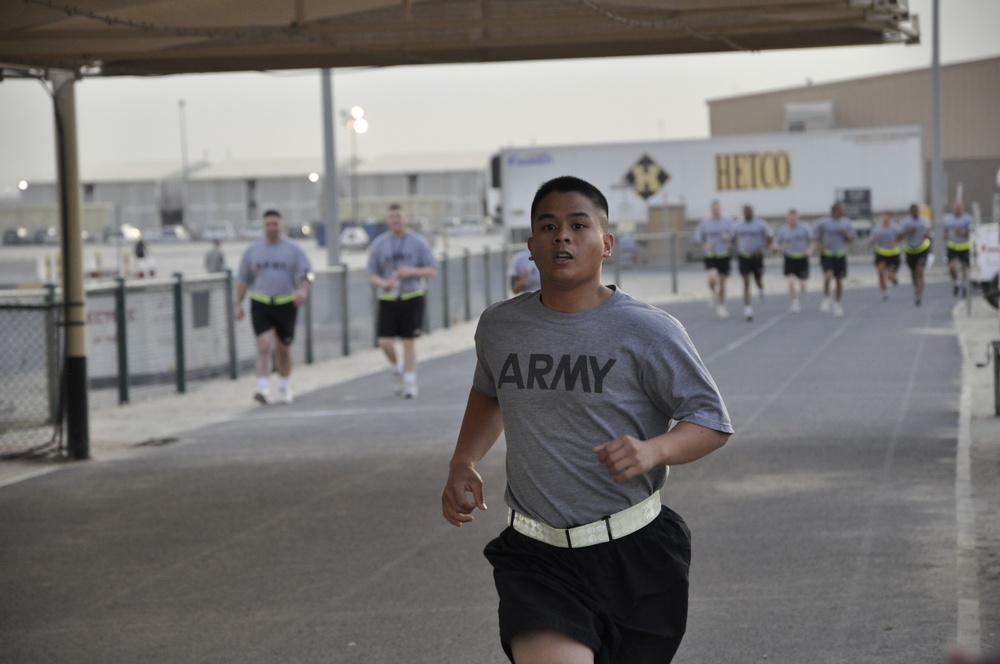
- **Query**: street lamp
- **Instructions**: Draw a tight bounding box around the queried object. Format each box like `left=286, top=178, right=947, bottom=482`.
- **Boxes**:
left=178, top=99, right=190, bottom=228
left=342, top=105, right=368, bottom=225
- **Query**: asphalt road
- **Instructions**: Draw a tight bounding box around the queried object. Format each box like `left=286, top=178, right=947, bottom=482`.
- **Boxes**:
left=0, top=281, right=968, bottom=663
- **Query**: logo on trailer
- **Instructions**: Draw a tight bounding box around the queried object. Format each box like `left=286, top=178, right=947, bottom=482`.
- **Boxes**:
left=625, top=154, right=669, bottom=200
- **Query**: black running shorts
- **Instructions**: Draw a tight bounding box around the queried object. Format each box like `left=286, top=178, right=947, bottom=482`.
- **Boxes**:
left=250, top=300, right=298, bottom=346
left=483, top=506, right=691, bottom=664
left=377, top=295, right=426, bottom=339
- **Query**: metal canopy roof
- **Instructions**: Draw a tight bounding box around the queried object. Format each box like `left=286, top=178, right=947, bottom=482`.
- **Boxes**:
left=1, top=0, right=918, bottom=77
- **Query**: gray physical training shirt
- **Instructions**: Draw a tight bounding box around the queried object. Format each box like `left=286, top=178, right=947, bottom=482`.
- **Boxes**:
left=943, top=213, right=973, bottom=246
left=870, top=224, right=902, bottom=251
left=775, top=223, right=812, bottom=256
left=812, top=216, right=855, bottom=255
left=236, top=238, right=311, bottom=296
left=694, top=216, right=735, bottom=257
left=508, top=249, right=541, bottom=292
left=899, top=216, right=931, bottom=249
left=734, top=218, right=773, bottom=256
left=366, top=231, right=438, bottom=295
left=473, top=288, right=733, bottom=529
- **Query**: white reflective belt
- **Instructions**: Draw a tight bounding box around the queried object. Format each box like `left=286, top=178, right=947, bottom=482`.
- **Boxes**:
left=508, top=491, right=661, bottom=549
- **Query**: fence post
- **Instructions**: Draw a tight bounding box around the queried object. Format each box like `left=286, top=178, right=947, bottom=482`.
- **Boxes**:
left=463, top=248, right=472, bottom=321
left=44, top=283, right=60, bottom=422
left=172, top=272, right=186, bottom=393
left=669, top=232, right=679, bottom=295
left=483, top=248, right=492, bottom=305
left=440, top=254, right=451, bottom=329
left=225, top=269, right=237, bottom=380
left=371, top=283, right=380, bottom=348
left=114, top=276, right=130, bottom=404
left=340, top=264, right=351, bottom=356
left=304, top=285, right=314, bottom=365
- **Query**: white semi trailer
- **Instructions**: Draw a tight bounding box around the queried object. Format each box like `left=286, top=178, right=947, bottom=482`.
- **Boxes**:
left=496, top=125, right=924, bottom=243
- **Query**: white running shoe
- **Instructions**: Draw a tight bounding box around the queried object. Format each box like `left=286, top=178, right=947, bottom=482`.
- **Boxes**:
left=279, top=385, right=293, bottom=404
left=253, top=390, right=268, bottom=405
left=392, top=369, right=404, bottom=395
left=832, top=301, right=844, bottom=317
left=820, top=297, right=831, bottom=313
left=790, top=299, right=801, bottom=313
left=744, top=306, right=754, bottom=321
left=716, top=305, right=729, bottom=319
left=403, top=383, right=418, bottom=399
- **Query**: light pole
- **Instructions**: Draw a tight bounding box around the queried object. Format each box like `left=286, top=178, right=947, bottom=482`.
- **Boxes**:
left=342, top=105, right=368, bottom=225
left=178, top=99, right=189, bottom=228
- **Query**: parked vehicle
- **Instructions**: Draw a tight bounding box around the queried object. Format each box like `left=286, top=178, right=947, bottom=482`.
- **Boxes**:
left=203, top=221, right=235, bottom=241
left=339, top=225, right=369, bottom=250
left=103, top=223, right=142, bottom=243
left=239, top=221, right=263, bottom=240
left=141, top=228, right=163, bottom=242
left=161, top=225, right=191, bottom=242
left=975, top=223, right=1000, bottom=309
left=33, top=227, right=59, bottom=245
left=2, top=227, right=29, bottom=245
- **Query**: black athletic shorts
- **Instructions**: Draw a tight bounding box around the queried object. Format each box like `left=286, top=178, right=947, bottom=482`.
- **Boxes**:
left=820, top=254, right=848, bottom=279
left=947, top=247, right=970, bottom=266
left=483, top=506, right=691, bottom=664
left=703, top=255, right=731, bottom=277
left=738, top=254, right=764, bottom=278
left=250, top=300, right=298, bottom=346
left=906, top=247, right=930, bottom=271
left=377, top=295, right=425, bottom=339
left=783, top=255, right=809, bottom=279
left=874, top=253, right=901, bottom=271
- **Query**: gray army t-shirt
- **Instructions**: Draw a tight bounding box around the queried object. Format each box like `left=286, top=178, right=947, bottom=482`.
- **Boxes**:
left=473, top=287, right=733, bottom=529
left=236, top=238, right=312, bottom=297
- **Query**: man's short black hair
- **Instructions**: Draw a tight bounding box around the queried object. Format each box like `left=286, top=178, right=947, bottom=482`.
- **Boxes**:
left=530, top=176, right=609, bottom=232
left=263, top=209, right=282, bottom=219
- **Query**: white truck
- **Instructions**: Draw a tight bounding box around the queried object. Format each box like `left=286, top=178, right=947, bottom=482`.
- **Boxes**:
left=496, top=125, right=924, bottom=243
left=975, top=219, right=1000, bottom=309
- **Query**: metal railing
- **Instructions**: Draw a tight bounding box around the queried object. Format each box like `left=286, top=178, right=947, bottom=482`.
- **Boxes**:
left=0, top=232, right=711, bottom=457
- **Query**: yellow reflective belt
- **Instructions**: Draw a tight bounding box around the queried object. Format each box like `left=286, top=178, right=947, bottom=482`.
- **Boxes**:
left=378, top=289, right=426, bottom=302
left=947, top=241, right=970, bottom=251
left=905, top=238, right=931, bottom=254
left=875, top=247, right=901, bottom=257
left=250, top=293, right=296, bottom=306
left=705, top=252, right=731, bottom=258
left=821, top=249, right=847, bottom=257
left=785, top=252, right=806, bottom=259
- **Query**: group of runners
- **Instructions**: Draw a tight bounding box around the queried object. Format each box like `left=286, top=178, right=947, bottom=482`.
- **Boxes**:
left=233, top=205, right=438, bottom=405
left=694, top=200, right=975, bottom=321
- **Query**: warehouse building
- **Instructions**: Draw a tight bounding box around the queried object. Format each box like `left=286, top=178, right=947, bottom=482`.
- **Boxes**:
left=707, top=56, right=1000, bottom=220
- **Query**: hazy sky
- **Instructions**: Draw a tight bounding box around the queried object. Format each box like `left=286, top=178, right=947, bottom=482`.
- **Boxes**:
left=1, top=0, right=998, bottom=197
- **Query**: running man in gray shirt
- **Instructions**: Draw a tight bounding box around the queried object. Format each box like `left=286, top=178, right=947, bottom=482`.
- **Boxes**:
left=897, top=203, right=932, bottom=306
left=508, top=247, right=541, bottom=294
left=868, top=211, right=902, bottom=301
left=235, top=210, right=313, bottom=404
left=734, top=204, right=773, bottom=321
left=773, top=208, right=813, bottom=313
left=693, top=200, right=736, bottom=319
left=442, top=176, right=731, bottom=664
left=811, top=202, right=855, bottom=317
left=943, top=202, right=974, bottom=296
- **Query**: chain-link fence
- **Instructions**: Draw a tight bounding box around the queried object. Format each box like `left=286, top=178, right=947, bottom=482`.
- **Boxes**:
left=0, top=290, right=61, bottom=458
